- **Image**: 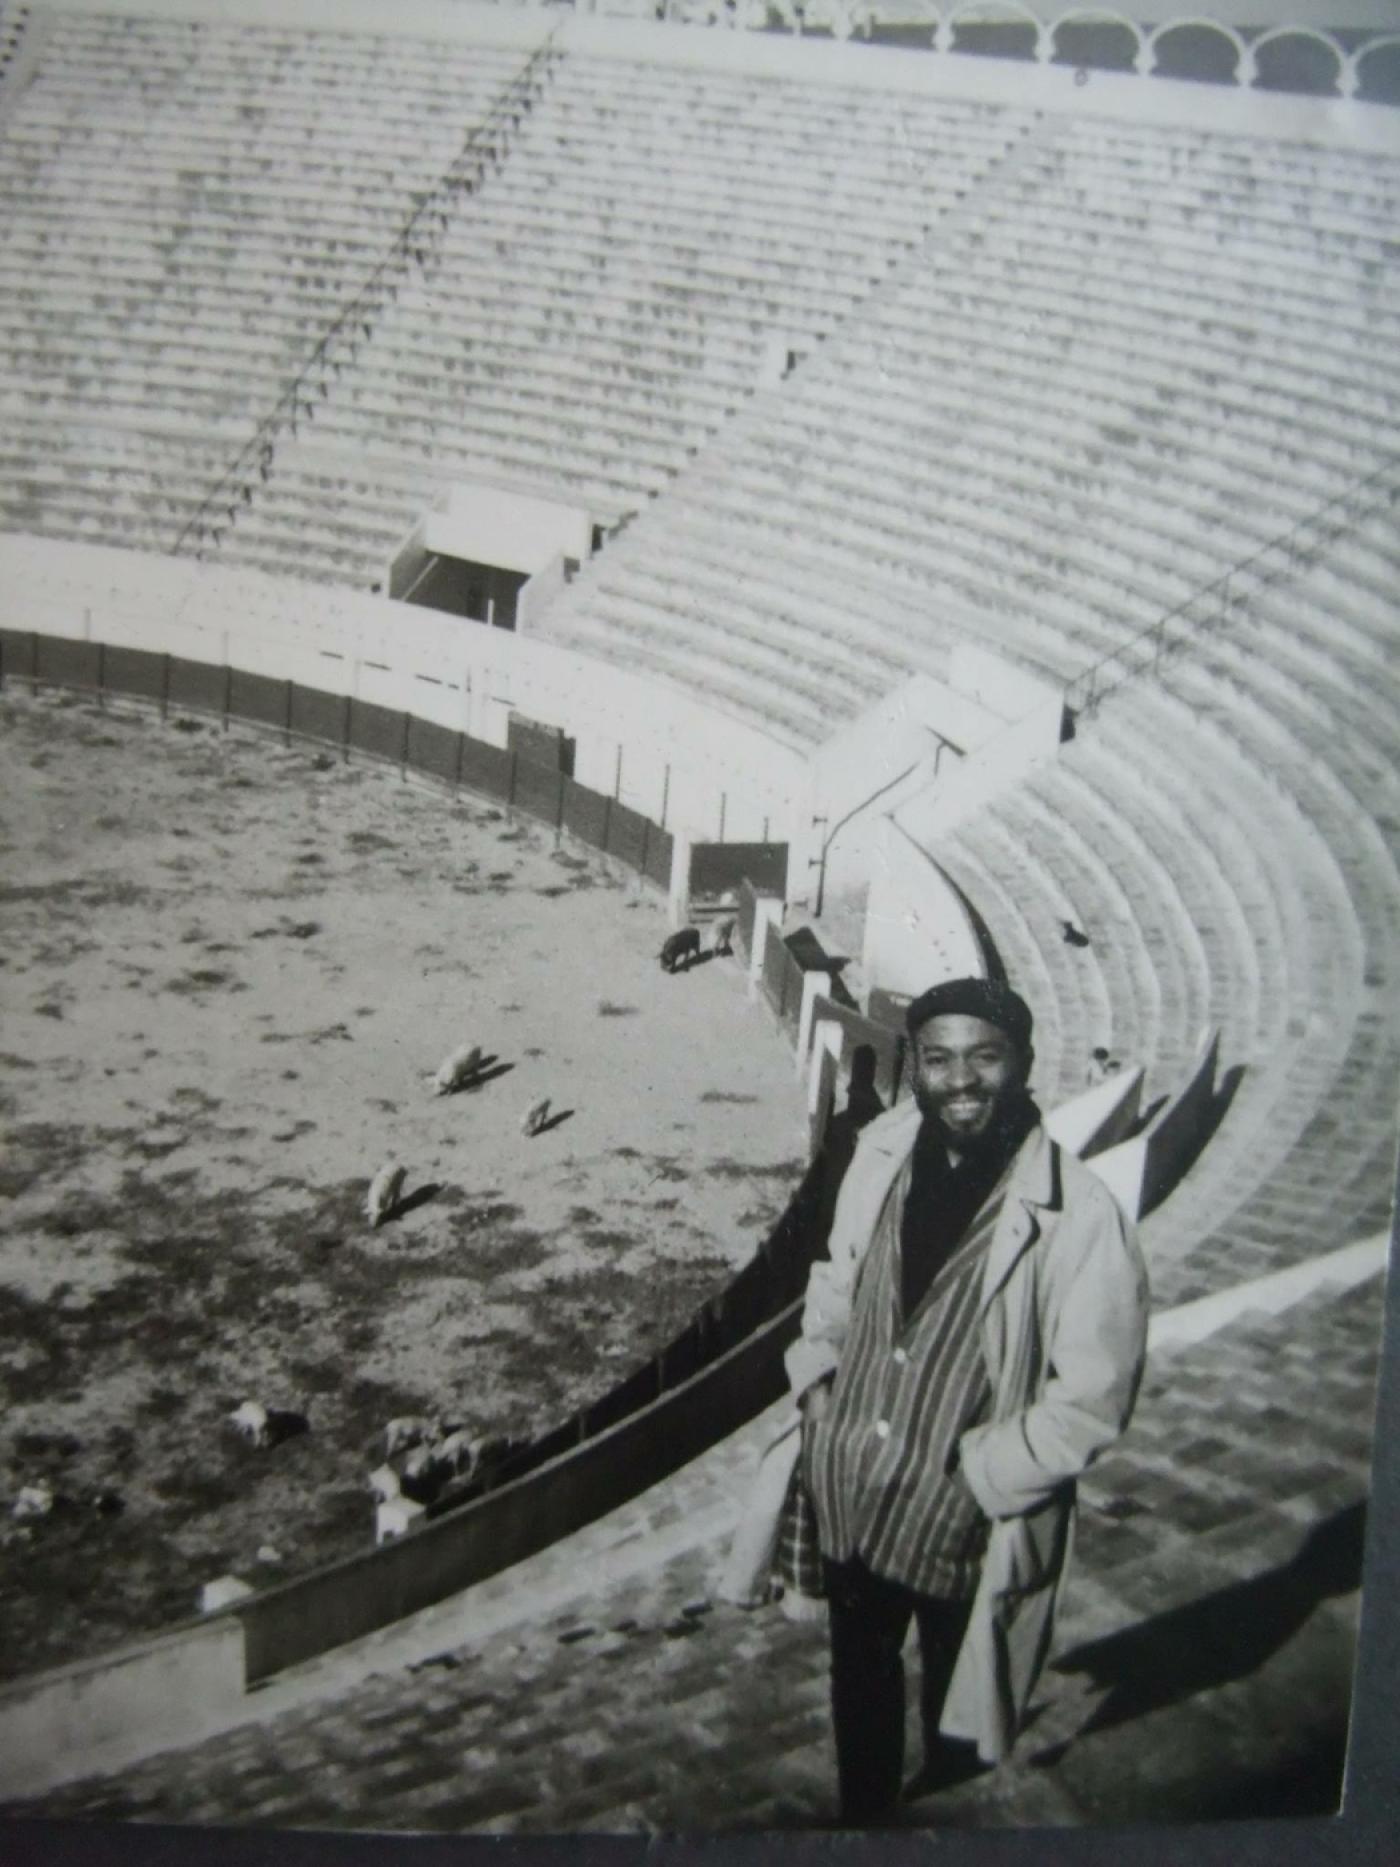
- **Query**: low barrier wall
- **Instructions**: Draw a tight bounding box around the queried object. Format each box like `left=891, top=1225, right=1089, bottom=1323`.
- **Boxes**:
left=0, top=536, right=805, bottom=849
left=0, top=1612, right=244, bottom=1802
left=0, top=627, right=674, bottom=893
left=227, top=1140, right=824, bottom=1680
left=808, top=995, right=908, bottom=1109
left=239, top=1294, right=805, bottom=1682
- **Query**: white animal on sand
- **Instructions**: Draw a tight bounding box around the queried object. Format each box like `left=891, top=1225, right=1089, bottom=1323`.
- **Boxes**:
left=521, top=1097, right=551, bottom=1137
left=366, top=1163, right=406, bottom=1227
left=229, top=1400, right=271, bottom=1448
left=431, top=1042, right=483, bottom=1096
left=368, top=1463, right=402, bottom=1504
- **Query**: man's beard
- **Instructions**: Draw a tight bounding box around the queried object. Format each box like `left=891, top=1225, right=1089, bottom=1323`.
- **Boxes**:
left=915, top=1083, right=1037, bottom=1160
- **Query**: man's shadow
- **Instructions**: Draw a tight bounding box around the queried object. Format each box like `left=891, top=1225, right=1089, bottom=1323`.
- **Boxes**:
left=1034, top=1500, right=1366, bottom=1762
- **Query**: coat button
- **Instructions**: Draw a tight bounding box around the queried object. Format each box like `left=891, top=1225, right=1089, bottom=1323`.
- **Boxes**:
left=875, top=1419, right=891, bottom=1439
left=892, top=1348, right=907, bottom=1367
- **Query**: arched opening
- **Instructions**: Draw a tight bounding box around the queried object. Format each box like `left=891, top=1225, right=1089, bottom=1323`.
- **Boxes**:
left=1250, top=29, right=1344, bottom=100
left=1149, top=19, right=1245, bottom=88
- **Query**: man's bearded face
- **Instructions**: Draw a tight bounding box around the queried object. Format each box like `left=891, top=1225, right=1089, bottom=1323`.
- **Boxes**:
left=911, top=1012, right=1030, bottom=1144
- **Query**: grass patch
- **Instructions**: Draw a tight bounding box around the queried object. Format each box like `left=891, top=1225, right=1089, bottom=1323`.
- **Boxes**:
left=166, top=968, right=244, bottom=996
left=705, top=1158, right=806, bottom=1182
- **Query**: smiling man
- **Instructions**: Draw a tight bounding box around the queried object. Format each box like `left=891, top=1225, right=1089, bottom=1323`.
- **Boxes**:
left=786, top=977, right=1149, bottom=1824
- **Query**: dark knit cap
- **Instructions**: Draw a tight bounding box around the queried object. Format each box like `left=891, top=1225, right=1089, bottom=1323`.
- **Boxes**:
left=905, top=976, right=1034, bottom=1052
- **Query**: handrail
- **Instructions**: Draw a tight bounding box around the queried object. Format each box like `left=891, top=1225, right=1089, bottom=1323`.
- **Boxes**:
left=810, top=744, right=964, bottom=918
left=1065, top=451, right=1400, bottom=720
left=172, top=24, right=564, bottom=562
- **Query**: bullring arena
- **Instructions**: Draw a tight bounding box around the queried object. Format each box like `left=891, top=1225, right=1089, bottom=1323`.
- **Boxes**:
left=0, top=0, right=1398, bottom=1838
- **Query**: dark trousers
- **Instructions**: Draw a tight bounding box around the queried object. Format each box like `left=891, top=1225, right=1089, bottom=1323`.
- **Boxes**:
left=823, top=1555, right=976, bottom=1823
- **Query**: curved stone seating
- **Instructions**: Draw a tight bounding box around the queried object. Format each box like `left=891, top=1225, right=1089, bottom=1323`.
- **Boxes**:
left=0, top=11, right=531, bottom=557
left=916, top=529, right=1397, bottom=1305
left=534, top=82, right=1396, bottom=732
left=0, top=15, right=1053, bottom=579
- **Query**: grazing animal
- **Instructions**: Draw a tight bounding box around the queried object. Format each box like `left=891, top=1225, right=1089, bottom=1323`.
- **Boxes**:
left=384, top=1415, right=435, bottom=1460
left=1062, top=919, right=1092, bottom=949
left=229, top=1400, right=271, bottom=1449
left=12, top=1482, right=54, bottom=1520
left=659, top=926, right=702, bottom=972
left=433, top=1428, right=479, bottom=1479
left=712, top=916, right=737, bottom=956
left=401, top=1443, right=438, bottom=1483
left=522, top=1096, right=552, bottom=1137
left=432, top=1042, right=483, bottom=1096
left=398, top=1428, right=482, bottom=1505
left=366, top=1162, right=407, bottom=1227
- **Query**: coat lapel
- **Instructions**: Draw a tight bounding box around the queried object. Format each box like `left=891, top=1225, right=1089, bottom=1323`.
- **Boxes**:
left=834, top=1101, right=921, bottom=1269
left=978, top=1125, right=1059, bottom=1321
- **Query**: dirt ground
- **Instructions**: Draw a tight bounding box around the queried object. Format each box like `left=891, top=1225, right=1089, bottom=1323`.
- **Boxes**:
left=0, top=686, right=810, bottom=1681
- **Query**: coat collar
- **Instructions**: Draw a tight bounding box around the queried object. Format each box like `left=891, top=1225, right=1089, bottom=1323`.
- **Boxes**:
left=858, top=1099, right=1056, bottom=1207
left=848, top=1104, right=1058, bottom=1310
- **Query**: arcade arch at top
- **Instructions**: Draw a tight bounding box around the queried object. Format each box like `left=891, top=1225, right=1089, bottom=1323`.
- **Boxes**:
left=625, top=0, right=1400, bottom=102
left=10, top=1, right=1400, bottom=110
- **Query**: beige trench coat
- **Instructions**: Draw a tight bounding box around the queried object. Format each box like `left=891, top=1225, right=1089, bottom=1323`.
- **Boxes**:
left=782, top=1100, right=1150, bottom=1763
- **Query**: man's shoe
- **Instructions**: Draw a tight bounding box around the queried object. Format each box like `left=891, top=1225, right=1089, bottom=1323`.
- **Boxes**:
left=903, top=1741, right=990, bottom=1802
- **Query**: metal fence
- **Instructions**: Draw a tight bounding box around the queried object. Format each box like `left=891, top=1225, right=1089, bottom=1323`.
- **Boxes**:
left=0, top=629, right=673, bottom=893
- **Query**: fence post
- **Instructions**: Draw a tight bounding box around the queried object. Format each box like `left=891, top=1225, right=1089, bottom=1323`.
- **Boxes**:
left=667, top=830, right=690, bottom=931
left=555, top=766, right=565, bottom=835
left=601, top=791, right=613, bottom=856
left=639, top=817, right=650, bottom=881
left=96, top=640, right=106, bottom=710
left=453, top=730, right=465, bottom=792
left=160, top=653, right=171, bottom=720
left=341, top=693, right=352, bottom=764
left=222, top=663, right=233, bottom=732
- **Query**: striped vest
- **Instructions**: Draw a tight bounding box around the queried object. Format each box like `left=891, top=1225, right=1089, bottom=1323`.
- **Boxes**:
left=805, top=1154, right=1012, bottom=1599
